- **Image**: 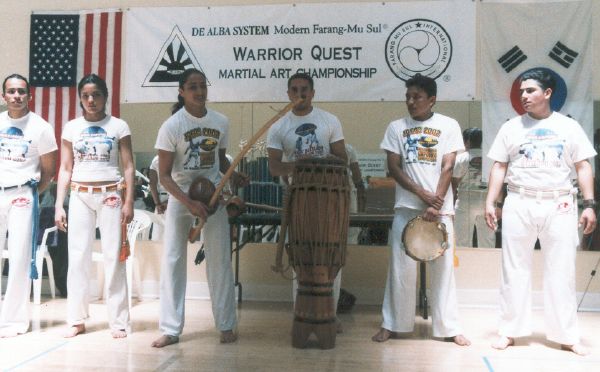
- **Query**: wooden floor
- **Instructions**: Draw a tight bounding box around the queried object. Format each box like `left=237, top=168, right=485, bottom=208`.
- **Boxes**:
left=1, top=298, right=600, bottom=371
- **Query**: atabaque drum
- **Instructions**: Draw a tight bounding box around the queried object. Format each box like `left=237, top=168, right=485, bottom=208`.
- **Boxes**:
left=285, top=157, right=350, bottom=349
left=402, top=216, right=448, bottom=262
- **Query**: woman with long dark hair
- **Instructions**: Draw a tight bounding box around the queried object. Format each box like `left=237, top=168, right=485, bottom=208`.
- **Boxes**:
left=55, top=73, right=135, bottom=338
left=151, top=69, right=247, bottom=347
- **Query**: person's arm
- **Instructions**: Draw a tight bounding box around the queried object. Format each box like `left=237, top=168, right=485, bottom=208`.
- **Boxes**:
left=119, top=135, right=135, bottom=225
left=38, top=150, right=57, bottom=193
left=451, top=177, right=462, bottom=206
left=422, top=151, right=456, bottom=221
left=386, top=150, right=444, bottom=210
left=54, top=140, right=74, bottom=231
left=158, top=149, right=208, bottom=219
left=349, top=161, right=366, bottom=212
left=575, top=159, right=597, bottom=235
left=329, top=139, right=348, bottom=164
left=484, top=161, right=508, bottom=231
left=267, top=148, right=295, bottom=177
left=148, top=168, right=166, bottom=214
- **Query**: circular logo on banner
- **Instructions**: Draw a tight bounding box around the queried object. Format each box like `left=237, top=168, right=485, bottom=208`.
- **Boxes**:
left=385, top=19, right=452, bottom=81
left=510, top=67, right=567, bottom=115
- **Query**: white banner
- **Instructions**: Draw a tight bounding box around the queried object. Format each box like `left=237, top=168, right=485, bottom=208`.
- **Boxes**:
left=123, top=2, right=475, bottom=103
left=481, top=0, right=593, bottom=180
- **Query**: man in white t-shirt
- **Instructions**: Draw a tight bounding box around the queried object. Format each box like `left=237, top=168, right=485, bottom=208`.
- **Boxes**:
left=0, top=74, right=57, bottom=337
left=373, top=74, right=470, bottom=346
left=266, top=72, right=348, bottom=332
left=485, top=68, right=596, bottom=355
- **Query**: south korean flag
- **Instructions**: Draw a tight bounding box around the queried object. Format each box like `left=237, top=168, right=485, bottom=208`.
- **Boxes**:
left=481, top=0, right=593, bottom=180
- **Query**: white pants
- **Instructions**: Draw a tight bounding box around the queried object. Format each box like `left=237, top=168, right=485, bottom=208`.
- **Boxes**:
left=380, top=208, right=462, bottom=337
left=66, top=190, right=129, bottom=331
left=0, top=187, right=34, bottom=334
left=499, top=192, right=580, bottom=345
left=455, top=189, right=496, bottom=248
left=159, top=198, right=236, bottom=336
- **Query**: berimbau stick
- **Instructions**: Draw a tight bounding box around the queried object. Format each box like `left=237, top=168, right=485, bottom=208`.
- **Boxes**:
left=188, top=97, right=304, bottom=243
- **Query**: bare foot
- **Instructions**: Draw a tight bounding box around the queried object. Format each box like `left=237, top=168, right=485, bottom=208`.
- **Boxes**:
left=64, top=324, right=86, bottom=338
left=151, top=334, right=179, bottom=348
left=561, top=343, right=589, bottom=356
left=111, top=329, right=127, bottom=338
left=0, top=328, right=19, bottom=338
left=220, top=330, right=237, bottom=344
left=492, top=336, right=514, bottom=350
left=371, top=328, right=392, bottom=343
left=451, top=334, right=471, bottom=346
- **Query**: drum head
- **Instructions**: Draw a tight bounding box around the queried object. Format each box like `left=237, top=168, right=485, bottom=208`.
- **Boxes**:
left=401, top=216, right=448, bottom=262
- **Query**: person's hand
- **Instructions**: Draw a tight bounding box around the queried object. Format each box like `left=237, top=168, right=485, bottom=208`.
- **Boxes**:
left=55, top=207, right=68, bottom=232
left=121, top=202, right=134, bottom=225
left=231, top=171, right=250, bottom=188
left=484, top=203, right=499, bottom=231
left=155, top=200, right=167, bottom=214
left=422, top=206, right=440, bottom=222
left=188, top=199, right=209, bottom=220
left=420, top=190, right=444, bottom=210
left=580, top=208, right=597, bottom=235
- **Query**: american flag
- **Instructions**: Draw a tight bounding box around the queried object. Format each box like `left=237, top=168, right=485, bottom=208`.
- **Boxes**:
left=29, top=10, right=122, bottom=143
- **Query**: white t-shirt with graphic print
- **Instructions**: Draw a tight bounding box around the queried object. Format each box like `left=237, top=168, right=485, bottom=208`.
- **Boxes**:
left=63, top=115, right=131, bottom=182
left=487, top=111, right=596, bottom=191
left=0, top=111, right=57, bottom=187
left=380, top=113, right=464, bottom=215
left=266, top=107, right=344, bottom=162
left=155, top=107, right=228, bottom=190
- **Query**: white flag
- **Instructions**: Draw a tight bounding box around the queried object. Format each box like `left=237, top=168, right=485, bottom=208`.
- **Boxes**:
left=481, top=0, right=593, bottom=180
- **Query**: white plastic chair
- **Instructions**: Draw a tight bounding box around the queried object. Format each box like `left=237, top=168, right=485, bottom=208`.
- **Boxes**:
left=92, top=209, right=152, bottom=309
left=33, top=226, right=58, bottom=304
left=1, top=226, right=57, bottom=304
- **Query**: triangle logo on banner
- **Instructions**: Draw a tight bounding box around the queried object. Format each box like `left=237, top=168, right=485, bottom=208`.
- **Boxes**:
left=142, top=25, right=208, bottom=87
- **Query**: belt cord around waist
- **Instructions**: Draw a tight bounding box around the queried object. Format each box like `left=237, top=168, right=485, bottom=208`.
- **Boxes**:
left=26, top=179, right=40, bottom=280
left=509, top=184, right=576, bottom=202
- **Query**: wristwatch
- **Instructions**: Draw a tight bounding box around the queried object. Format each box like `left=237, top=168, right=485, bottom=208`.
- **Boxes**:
left=582, top=199, right=596, bottom=210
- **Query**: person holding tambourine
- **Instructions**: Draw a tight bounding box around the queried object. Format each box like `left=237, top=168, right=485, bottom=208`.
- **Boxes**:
left=372, top=74, right=470, bottom=346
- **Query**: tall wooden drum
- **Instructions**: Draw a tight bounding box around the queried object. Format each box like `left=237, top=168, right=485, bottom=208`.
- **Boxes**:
left=286, top=158, right=350, bottom=349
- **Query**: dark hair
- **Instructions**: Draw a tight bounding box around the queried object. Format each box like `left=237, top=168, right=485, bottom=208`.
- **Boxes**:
left=78, top=73, right=109, bottom=97
left=171, top=69, right=207, bottom=114
left=287, top=72, right=314, bottom=91
left=520, top=69, right=556, bottom=94
left=405, top=74, right=437, bottom=97
left=462, top=127, right=482, bottom=149
left=3, top=74, right=30, bottom=94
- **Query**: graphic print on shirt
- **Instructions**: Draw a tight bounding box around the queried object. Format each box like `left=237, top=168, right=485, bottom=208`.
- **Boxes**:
left=294, top=123, right=324, bottom=159
left=402, top=126, right=441, bottom=165
left=0, top=127, right=31, bottom=162
left=183, top=127, right=221, bottom=170
left=73, top=126, right=115, bottom=163
left=517, top=128, right=565, bottom=168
